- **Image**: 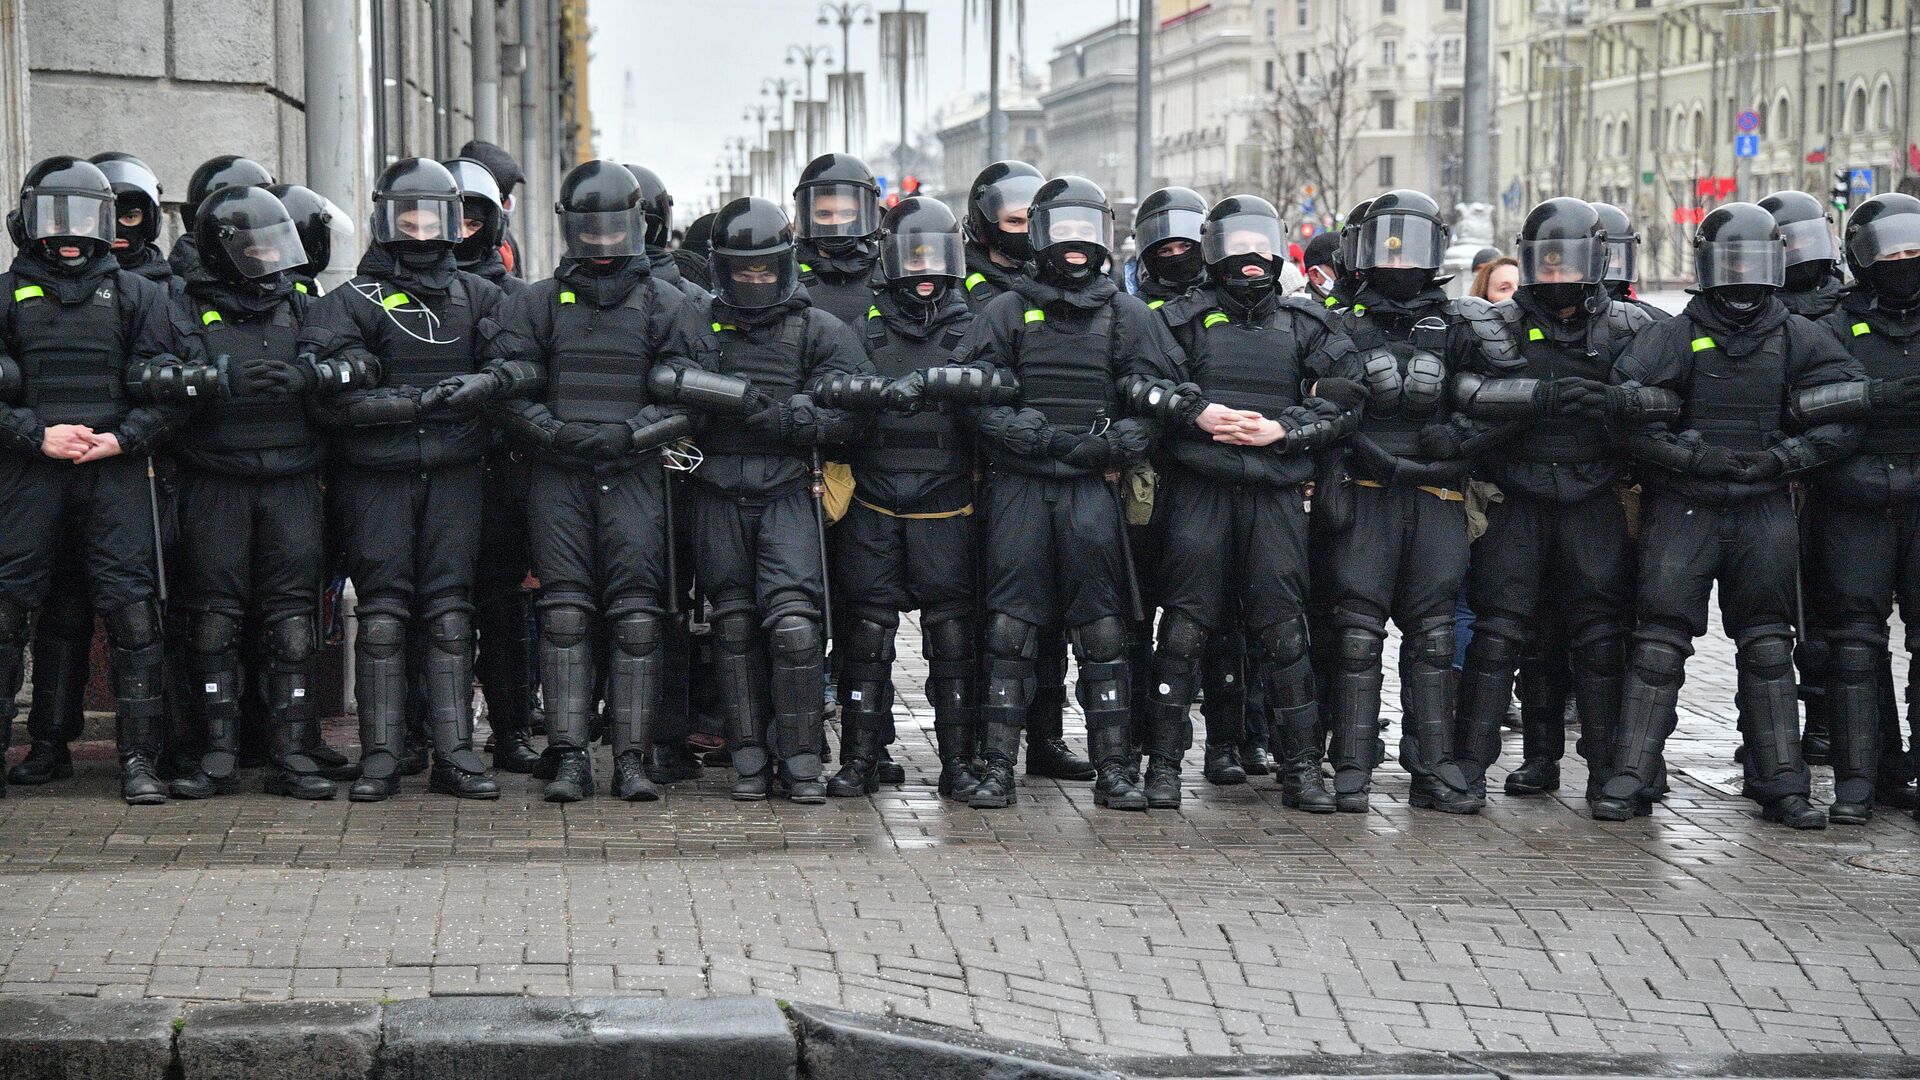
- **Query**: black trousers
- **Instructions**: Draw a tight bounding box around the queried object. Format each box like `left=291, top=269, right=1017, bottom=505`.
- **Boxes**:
left=1466, top=489, right=1634, bottom=650
left=528, top=461, right=670, bottom=616
left=330, top=462, right=484, bottom=620
left=0, top=453, right=156, bottom=613
left=1157, top=475, right=1309, bottom=638
left=177, top=468, right=324, bottom=624
left=833, top=500, right=975, bottom=622
left=689, top=483, right=824, bottom=624
left=981, top=471, right=1128, bottom=630
left=475, top=446, right=536, bottom=734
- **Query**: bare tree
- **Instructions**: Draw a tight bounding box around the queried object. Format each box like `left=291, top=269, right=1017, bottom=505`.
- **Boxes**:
left=1254, top=6, right=1375, bottom=224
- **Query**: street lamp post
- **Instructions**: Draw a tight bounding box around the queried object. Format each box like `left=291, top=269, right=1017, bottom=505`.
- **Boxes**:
left=818, top=3, right=874, bottom=153
left=764, top=77, right=803, bottom=191
left=743, top=105, right=774, bottom=196
left=787, top=43, right=834, bottom=163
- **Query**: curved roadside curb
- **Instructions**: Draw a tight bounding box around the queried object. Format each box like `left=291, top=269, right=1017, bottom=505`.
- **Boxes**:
left=0, top=994, right=1914, bottom=1079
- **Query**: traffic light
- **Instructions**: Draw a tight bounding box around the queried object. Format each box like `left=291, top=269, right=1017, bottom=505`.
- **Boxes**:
left=900, top=174, right=920, bottom=197
left=1833, top=167, right=1850, bottom=211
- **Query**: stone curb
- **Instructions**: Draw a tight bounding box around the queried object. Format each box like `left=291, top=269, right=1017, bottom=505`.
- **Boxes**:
left=0, top=995, right=1916, bottom=1079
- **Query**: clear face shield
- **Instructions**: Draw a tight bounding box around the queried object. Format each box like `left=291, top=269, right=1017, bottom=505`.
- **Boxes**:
left=1136, top=207, right=1205, bottom=254
left=1603, top=237, right=1637, bottom=283
left=218, top=218, right=308, bottom=280
left=1696, top=239, right=1786, bottom=288
left=561, top=206, right=645, bottom=259
left=881, top=230, right=964, bottom=283
left=1352, top=213, right=1445, bottom=270
left=1517, top=236, right=1606, bottom=285
left=796, top=182, right=879, bottom=240
left=1849, top=213, right=1920, bottom=267
left=26, top=191, right=114, bottom=244
left=1779, top=218, right=1838, bottom=267
left=1201, top=214, right=1283, bottom=266
left=1030, top=204, right=1113, bottom=254
left=977, top=176, right=1041, bottom=235
left=371, top=194, right=459, bottom=246
left=713, top=248, right=797, bottom=310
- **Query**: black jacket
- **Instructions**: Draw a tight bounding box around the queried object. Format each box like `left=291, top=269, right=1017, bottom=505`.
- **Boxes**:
left=169, top=272, right=322, bottom=477
left=962, top=241, right=1026, bottom=312
left=1810, top=289, right=1920, bottom=507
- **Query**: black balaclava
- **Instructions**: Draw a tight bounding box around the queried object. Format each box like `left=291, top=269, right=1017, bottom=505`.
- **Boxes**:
left=1368, top=266, right=1432, bottom=302
left=1529, top=282, right=1590, bottom=314
left=1142, top=242, right=1204, bottom=288
left=1039, top=242, right=1103, bottom=287
left=1707, top=283, right=1773, bottom=322
left=1784, top=259, right=1836, bottom=294
left=1866, top=260, right=1920, bottom=309
left=1214, top=253, right=1276, bottom=309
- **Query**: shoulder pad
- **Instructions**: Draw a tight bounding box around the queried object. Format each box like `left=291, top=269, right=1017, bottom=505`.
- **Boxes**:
left=1278, top=294, right=1336, bottom=331
left=1457, top=296, right=1524, bottom=371
left=1604, top=299, right=1655, bottom=339
left=1155, top=291, right=1211, bottom=329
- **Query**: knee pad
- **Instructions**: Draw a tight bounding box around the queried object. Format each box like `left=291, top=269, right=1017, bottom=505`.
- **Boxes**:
left=1569, top=637, right=1625, bottom=678
left=1829, top=639, right=1879, bottom=678
left=611, top=613, right=662, bottom=659
left=839, top=609, right=896, bottom=666
left=265, top=614, right=316, bottom=667
left=712, top=610, right=758, bottom=656
left=1336, top=628, right=1384, bottom=674
left=0, top=598, right=26, bottom=645
left=1257, top=617, right=1309, bottom=668
left=1405, top=618, right=1454, bottom=671
left=189, top=610, right=243, bottom=657
left=768, top=614, right=821, bottom=660
left=1070, top=615, right=1128, bottom=665
left=539, top=598, right=594, bottom=649
left=1736, top=634, right=1795, bottom=679
left=104, top=600, right=162, bottom=651
left=1155, top=612, right=1208, bottom=662
left=1464, top=629, right=1523, bottom=672
left=425, top=610, right=472, bottom=657
left=357, top=612, right=406, bottom=659
left=984, top=613, right=1038, bottom=661
left=921, top=613, right=974, bottom=664
left=1631, top=640, right=1688, bottom=687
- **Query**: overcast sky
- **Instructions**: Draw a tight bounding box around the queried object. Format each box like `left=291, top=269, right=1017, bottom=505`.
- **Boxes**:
left=588, top=1, right=1130, bottom=213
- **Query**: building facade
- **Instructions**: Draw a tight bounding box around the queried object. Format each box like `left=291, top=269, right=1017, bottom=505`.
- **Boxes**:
left=933, top=90, right=1048, bottom=211
left=1039, top=19, right=1139, bottom=204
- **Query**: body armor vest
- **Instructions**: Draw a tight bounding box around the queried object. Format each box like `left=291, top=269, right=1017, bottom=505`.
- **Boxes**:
left=798, top=264, right=875, bottom=331
left=1015, top=304, right=1116, bottom=432
left=703, top=311, right=809, bottom=457
left=1682, top=318, right=1789, bottom=453
left=7, top=274, right=126, bottom=429
left=373, top=277, right=480, bottom=388
left=1844, top=316, right=1920, bottom=454
left=1343, top=303, right=1451, bottom=455
left=546, top=281, right=658, bottom=424
left=1511, top=318, right=1613, bottom=462
left=185, top=302, right=317, bottom=453
left=858, top=309, right=972, bottom=476
left=1193, top=305, right=1305, bottom=418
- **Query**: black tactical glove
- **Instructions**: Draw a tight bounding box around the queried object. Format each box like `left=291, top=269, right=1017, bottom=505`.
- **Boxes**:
left=784, top=394, right=823, bottom=445
left=1732, top=449, right=1786, bottom=484
left=881, top=370, right=928, bottom=412
left=1555, top=377, right=1610, bottom=419
left=1047, top=428, right=1112, bottom=470
left=233, top=355, right=280, bottom=397
left=1311, top=377, right=1369, bottom=414
left=578, top=423, right=633, bottom=460
left=553, top=421, right=602, bottom=457
left=250, top=357, right=314, bottom=397
left=1869, top=373, right=1920, bottom=409
left=1418, top=423, right=1464, bottom=461
left=1106, top=419, right=1152, bottom=462
left=743, top=392, right=789, bottom=437
left=1692, top=444, right=1746, bottom=479
left=420, top=371, right=501, bottom=413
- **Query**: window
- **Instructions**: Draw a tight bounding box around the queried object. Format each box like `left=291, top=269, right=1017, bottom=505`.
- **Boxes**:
left=1441, top=37, right=1461, bottom=64
left=1382, top=0, right=1396, bottom=13
left=1382, top=39, right=1397, bottom=66
left=1379, top=156, right=1395, bottom=186
left=1441, top=97, right=1461, bottom=128
left=1265, top=7, right=1277, bottom=38
left=1380, top=97, right=1397, bottom=128
left=1297, top=51, right=1308, bottom=77
left=1876, top=81, right=1894, bottom=130
left=1024, top=126, right=1039, bottom=146
left=1445, top=0, right=1461, bottom=9
left=1296, top=0, right=1309, bottom=26
left=1265, top=59, right=1276, bottom=91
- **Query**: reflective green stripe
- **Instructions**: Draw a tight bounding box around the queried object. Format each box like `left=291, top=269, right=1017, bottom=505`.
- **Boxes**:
left=294, top=282, right=309, bottom=294
left=201, top=310, right=223, bottom=326
left=966, top=272, right=986, bottom=291
left=1023, top=308, right=1045, bottom=323
left=1527, top=327, right=1544, bottom=341
left=799, top=263, right=813, bottom=273
left=1689, top=336, right=1717, bottom=352
left=1853, top=321, right=1872, bottom=337
left=559, top=290, right=577, bottom=304
left=1350, top=303, right=1366, bottom=316
left=1147, top=298, right=1165, bottom=309
left=1324, top=294, right=1339, bottom=307
left=11, top=285, right=43, bottom=303
left=381, top=292, right=411, bottom=310
left=1203, top=311, right=1230, bottom=328
left=711, top=321, right=736, bottom=332
left=867, top=305, right=882, bottom=319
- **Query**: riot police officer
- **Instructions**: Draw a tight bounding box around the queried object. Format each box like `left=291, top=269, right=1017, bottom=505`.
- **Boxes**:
left=956, top=175, right=1185, bottom=810
left=961, top=160, right=1043, bottom=312
left=447, top=158, right=522, bottom=298
left=1762, top=190, right=1847, bottom=319
left=1130, top=187, right=1209, bottom=304
left=1591, top=203, right=1669, bottom=322
left=1604, top=202, right=1863, bottom=828
left=793, top=154, right=884, bottom=330
left=675, top=212, right=717, bottom=292
left=486, top=159, right=715, bottom=802
left=1320, top=190, right=1499, bottom=814
left=301, top=158, right=509, bottom=801
left=0, top=156, right=186, bottom=803
left=266, top=184, right=353, bottom=297
left=682, top=196, right=871, bottom=802
left=171, top=156, right=275, bottom=280
left=1136, top=195, right=1357, bottom=811
left=625, top=165, right=707, bottom=304
left=91, top=154, right=175, bottom=289
left=1448, top=198, right=1662, bottom=810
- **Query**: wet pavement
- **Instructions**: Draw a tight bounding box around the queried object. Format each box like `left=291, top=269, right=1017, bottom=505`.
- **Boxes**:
left=1, top=609, right=1918, bottom=1058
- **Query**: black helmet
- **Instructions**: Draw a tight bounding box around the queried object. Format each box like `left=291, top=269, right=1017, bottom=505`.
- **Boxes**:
left=266, top=183, right=352, bottom=280
left=1515, top=197, right=1606, bottom=285
left=1029, top=175, right=1112, bottom=284
left=1843, top=192, right=1920, bottom=304
left=623, top=164, right=674, bottom=249
left=456, top=139, right=526, bottom=201
left=1202, top=195, right=1284, bottom=299
left=89, top=153, right=162, bottom=250
left=1758, top=189, right=1838, bottom=276
left=370, top=157, right=461, bottom=249
left=1337, top=197, right=1375, bottom=271
left=444, top=157, right=506, bottom=266
left=1590, top=202, right=1639, bottom=284
left=1354, top=189, right=1448, bottom=272
left=682, top=211, right=717, bottom=257
left=1134, top=187, right=1208, bottom=256
left=879, top=196, right=963, bottom=298
left=794, top=153, right=880, bottom=248
left=1694, top=201, right=1785, bottom=289
left=709, top=196, right=797, bottom=310
left=965, top=160, right=1044, bottom=261
left=10, top=156, right=116, bottom=264
left=555, top=159, right=646, bottom=261
left=195, top=186, right=307, bottom=285
left=183, top=155, right=274, bottom=231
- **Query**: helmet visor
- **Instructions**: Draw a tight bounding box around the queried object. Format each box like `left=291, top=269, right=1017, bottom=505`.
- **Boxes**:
left=1202, top=212, right=1284, bottom=265
left=562, top=206, right=644, bottom=259
left=796, top=182, right=879, bottom=240
left=712, top=249, right=798, bottom=310
left=1779, top=218, right=1837, bottom=267
left=1136, top=208, right=1205, bottom=254
left=1031, top=204, right=1113, bottom=252
left=1604, top=237, right=1637, bottom=283
left=220, top=218, right=308, bottom=279
left=27, top=192, right=114, bottom=243
left=1848, top=212, right=1920, bottom=267
left=372, top=194, right=459, bottom=245
left=881, top=231, right=964, bottom=282
left=1353, top=213, right=1445, bottom=270
left=1517, top=237, right=1605, bottom=286
left=1697, top=239, right=1786, bottom=288
left=977, top=175, right=1042, bottom=230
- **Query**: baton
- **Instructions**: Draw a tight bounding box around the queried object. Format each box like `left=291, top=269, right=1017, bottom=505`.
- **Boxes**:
left=811, top=447, right=833, bottom=645
left=147, top=456, right=168, bottom=608
left=1107, top=474, right=1145, bottom=624
left=661, top=452, right=680, bottom=617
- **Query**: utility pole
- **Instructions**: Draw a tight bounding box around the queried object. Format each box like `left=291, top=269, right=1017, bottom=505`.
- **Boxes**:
left=1730, top=0, right=1760, bottom=201
left=1137, top=0, right=1154, bottom=199
left=987, top=0, right=1005, bottom=163
left=787, top=43, right=833, bottom=164
left=1462, top=0, right=1491, bottom=205
left=818, top=3, right=873, bottom=152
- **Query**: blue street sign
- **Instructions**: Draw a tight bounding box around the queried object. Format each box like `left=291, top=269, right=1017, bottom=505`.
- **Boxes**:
left=1850, top=167, right=1875, bottom=195
left=1734, top=134, right=1759, bottom=158
left=1736, top=110, right=1760, bottom=134
left=876, top=175, right=890, bottom=198
left=1301, top=197, right=1315, bottom=215
left=1502, top=178, right=1523, bottom=209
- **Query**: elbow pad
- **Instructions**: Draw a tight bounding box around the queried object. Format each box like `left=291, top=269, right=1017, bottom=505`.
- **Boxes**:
left=630, top=411, right=696, bottom=452
left=492, top=359, right=546, bottom=397
left=130, top=355, right=227, bottom=402
left=0, top=354, right=18, bottom=402
left=340, top=394, right=420, bottom=426
left=924, top=365, right=1018, bottom=406
left=1632, top=433, right=1699, bottom=474
left=1452, top=371, right=1543, bottom=421
left=307, top=352, right=381, bottom=391
left=647, top=366, right=756, bottom=412
left=1792, top=380, right=1873, bottom=425
left=812, top=372, right=890, bottom=410
left=1615, top=385, right=1681, bottom=425
left=1121, top=374, right=1204, bottom=425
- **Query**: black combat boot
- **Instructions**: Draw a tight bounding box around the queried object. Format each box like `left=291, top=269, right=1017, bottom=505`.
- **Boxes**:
left=348, top=612, right=408, bottom=802
left=422, top=611, right=499, bottom=800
